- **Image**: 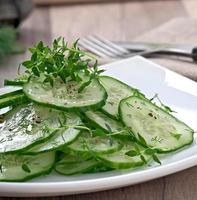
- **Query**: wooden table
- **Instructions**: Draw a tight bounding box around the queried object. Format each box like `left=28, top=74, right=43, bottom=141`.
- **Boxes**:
left=0, top=0, right=197, bottom=199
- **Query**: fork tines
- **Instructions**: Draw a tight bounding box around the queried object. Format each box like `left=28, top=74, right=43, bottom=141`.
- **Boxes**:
left=78, top=35, right=130, bottom=58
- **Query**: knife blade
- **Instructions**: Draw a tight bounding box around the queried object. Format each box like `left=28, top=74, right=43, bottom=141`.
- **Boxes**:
left=114, top=41, right=197, bottom=62
left=115, top=41, right=194, bottom=53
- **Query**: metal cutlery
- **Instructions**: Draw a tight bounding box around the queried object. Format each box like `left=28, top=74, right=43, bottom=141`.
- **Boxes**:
left=78, top=36, right=197, bottom=62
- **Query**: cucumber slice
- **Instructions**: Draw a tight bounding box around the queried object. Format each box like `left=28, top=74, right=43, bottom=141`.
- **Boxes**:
left=98, top=142, right=150, bottom=169
left=0, top=152, right=55, bottom=182
left=69, top=131, right=122, bottom=154
left=85, top=110, right=130, bottom=139
left=120, top=96, right=194, bottom=153
left=57, top=153, right=90, bottom=164
left=0, top=93, right=27, bottom=109
left=0, top=107, right=11, bottom=115
left=23, top=76, right=107, bottom=111
left=0, top=104, right=63, bottom=153
left=0, top=87, right=27, bottom=109
left=55, top=158, right=99, bottom=175
left=4, top=75, right=28, bottom=86
left=99, top=76, right=144, bottom=119
left=0, top=86, right=22, bottom=99
left=4, top=79, right=26, bottom=86
left=26, top=113, right=82, bottom=153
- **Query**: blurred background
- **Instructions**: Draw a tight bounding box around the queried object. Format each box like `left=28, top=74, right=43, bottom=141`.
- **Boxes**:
left=0, top=0, right=197, bottom=85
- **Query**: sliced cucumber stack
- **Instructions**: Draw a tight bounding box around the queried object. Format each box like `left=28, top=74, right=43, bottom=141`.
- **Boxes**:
left=120, top=96, right=194, bottom=153
left=0, top=152, right=55, bottom=182
left=99, top=76, right=144, bottom=119
left=26, top=113, right=82, bottom=153
left=0, top=104, right=63, bottom=153
left=23, top=76, right=107, bottom=111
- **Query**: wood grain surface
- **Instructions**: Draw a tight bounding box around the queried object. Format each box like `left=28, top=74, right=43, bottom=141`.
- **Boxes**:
left=0, top=0, right=197, bottom=199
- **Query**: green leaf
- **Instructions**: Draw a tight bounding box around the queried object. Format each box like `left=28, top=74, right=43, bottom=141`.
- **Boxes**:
left=22, top=61, right=33, bottom=68
left=32, top=67, right=40, bottom=77
left=125, top=150, right=140, bottom=157
left=0, top=164, right=3, bottom=173
left=144, top=148, right=155, bottom=155
left=37, top=41, right=44, bottom=51
left=152, top=154, right=161, bottom=165
left=163, top=105, right=174, bottom=113
left=92, top=129, right=106, bottom=137
left=140, top=155, right=147, bottom=164
left=78, top=79, right=92, bottom=93
left=97, top=69, right=105, bottom=74
left=137, top=133, right=147, bottom=146
left=170, top=132, right=182, bottom=140
left=22, top=164, right=31, bottom=173
left=31, top=52, right=37, bottom=62
left=105, top=123, right=112, bottom=133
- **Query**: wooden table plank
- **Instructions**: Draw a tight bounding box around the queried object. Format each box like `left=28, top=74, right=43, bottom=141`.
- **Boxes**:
left=164, top=166, right=197, bottom=200
left=49, top=0, right=188, bottom=41
left=134, top=17, right=197, bottom=81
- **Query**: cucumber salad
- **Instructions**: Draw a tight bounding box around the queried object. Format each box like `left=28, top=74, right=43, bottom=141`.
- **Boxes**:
left=0, top=38, right=194, bottom=181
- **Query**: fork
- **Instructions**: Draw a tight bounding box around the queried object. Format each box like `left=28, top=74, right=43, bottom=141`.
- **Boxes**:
left=78, top=36, right=196, bottom=63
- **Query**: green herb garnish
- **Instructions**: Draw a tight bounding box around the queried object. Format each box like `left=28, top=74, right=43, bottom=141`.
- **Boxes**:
left=21, top=37, right=104, bottom=92
left=22, top=163, right=31, bottom=173
left=150, top=94, right=176, bottom=113
left=170, top=132, right=182, bottom=140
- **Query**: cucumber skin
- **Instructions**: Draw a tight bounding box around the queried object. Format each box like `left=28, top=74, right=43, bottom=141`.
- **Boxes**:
left=0, top=88, right=23, bottom=99
left=98, top=156, right=144, bottom=169
left=119, top=96, right=194, bottom=154
left=0, top=94, right=28, bottom=109
left=99, top=76, right=145, bottom=120
left=0, top=152, right=56, bottom=182
left=23, top=96, right=107, bottom=113
left=4, top=79, right=26, bottom=86
left=0, top=164, right=54, bottom=182
left=55, top=160, right=99, bottom=176
left=23, top=80, right=108, bottom=112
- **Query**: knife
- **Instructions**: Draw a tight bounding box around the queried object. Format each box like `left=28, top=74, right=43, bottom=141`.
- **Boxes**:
left=115, top=41, right=197, bottom=62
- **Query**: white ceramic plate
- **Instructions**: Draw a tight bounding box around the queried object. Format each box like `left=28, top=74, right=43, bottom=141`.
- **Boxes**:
left=1, top=56, right=197, bottom=197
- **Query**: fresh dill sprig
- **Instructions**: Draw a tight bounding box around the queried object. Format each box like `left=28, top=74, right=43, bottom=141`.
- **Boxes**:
left=21, top=37, right=104, bottom=91
left=150, top=93, right=176, bottom=113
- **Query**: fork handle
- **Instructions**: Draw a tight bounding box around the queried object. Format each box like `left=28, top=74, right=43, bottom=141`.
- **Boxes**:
left=97, top=48, right=197, bottom=65
left=192, top=47, right=197, bottom=61
left=138, top=48, right=197, bottom=62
